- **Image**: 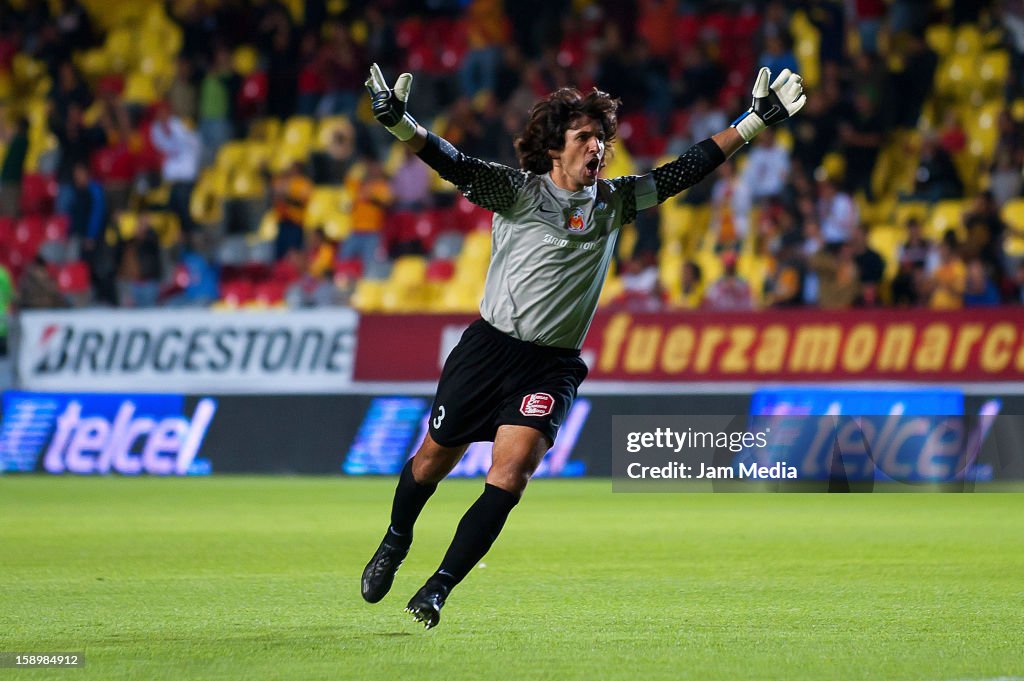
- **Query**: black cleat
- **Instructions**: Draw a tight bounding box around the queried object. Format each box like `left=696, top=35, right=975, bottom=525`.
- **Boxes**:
left=405, top=579, right=449, bottom=630
left=361, top=537, right=408, bottom=604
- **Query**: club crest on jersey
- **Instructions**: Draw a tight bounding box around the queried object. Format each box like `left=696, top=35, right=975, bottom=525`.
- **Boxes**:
left=520, top=393, right=555, bottom=417
left=567, top=206, right=586, bottom=232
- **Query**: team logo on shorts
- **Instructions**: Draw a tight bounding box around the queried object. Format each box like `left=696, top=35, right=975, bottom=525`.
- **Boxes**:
left=567, top=206, right=585, bottom=232
left=520, top=393, right=555, bottom=417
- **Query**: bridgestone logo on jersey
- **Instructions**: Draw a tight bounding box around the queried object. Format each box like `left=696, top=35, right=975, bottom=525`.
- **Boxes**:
left=17, top=310, right=359, bottom=393
left=520, top=393, right=554, bottom=417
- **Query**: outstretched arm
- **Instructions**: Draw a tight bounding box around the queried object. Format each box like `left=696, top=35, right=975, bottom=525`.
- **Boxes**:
left=365, top=64, right=524, bottom=213
left=617, top=68, right=807, bottom=222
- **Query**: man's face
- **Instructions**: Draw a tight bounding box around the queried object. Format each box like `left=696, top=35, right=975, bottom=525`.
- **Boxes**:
left=552, top=116, right=605, bottom=190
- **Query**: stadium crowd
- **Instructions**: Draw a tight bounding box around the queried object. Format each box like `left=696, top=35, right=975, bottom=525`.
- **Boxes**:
left=1, top=0, right=1024, bottom=342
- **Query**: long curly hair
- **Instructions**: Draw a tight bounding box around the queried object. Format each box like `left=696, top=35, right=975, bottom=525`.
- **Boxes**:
left=514, top=87, right=620, bottom=174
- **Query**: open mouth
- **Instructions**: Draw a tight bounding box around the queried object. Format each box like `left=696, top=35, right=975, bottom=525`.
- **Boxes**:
left=585, top=157, right=600, bottom=177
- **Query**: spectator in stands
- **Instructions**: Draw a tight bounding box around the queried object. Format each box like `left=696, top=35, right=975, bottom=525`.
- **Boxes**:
left=167, top=56, right=198, bottom=122
left=167, top=232, right=219, bottom=307
left=817, top=175, right=858, bottom=247
left=50, top=101, right=106, bottom=216
left=792, top=80, right=841, bottom=174
left=850, top=223, right=886, bottom=306
left=116, top=213, right=163, bottom=308
left=0, top=116, right=28, bottom=217
left=197, top=45, right=238, bottom=167
left=341, top=158, right=392, bottom=266
left=838, top=91, right=884, bottom=198
left=305, top=227, right=336, bottom=280
left=889, top=30, right=937, bottom=129
left=764, top=230, right=806, bottom=307
left=0, top=262, right=12, bottom=355
left=614, top=253, right=662, bottom=312
left=808, top=241, right=861, bottom=310
left=891, top=216, right=931, bottom=306
left=262, top=9, right=298, bottom=120
left=49, top=60, right=91, bottom=124
left=709, top=160, right=752, bottom=252
left=297, top=30, right=327, bottom=116
left=272, top=162, right=313, bottom=261
left=703, top=251, right=754, bottom=311
left=318, top=22, right=367, bottom=118
left=908, top=133, right=963, bottom=201
left=391, top=146, right=432, bottom=212
left=963, top=258, right=1001, bottom=306
left=17, top=255, right=69, bottom=309
left=676, top=260, right=703, bottom=310
left=925, top=229, right=966, bottom=309
left=989, top=148, right=1022, bottom=209
left=150, top=102, right=201, bottom=237
left=759, top=33, right=799, bottom=79
left=740, top=127, right=790, bottom=204
left=963, top=190, right=1012, bottom=278
left=69, top=161, right=105, bottom=257
left=461, top=0, right=510, bottom=98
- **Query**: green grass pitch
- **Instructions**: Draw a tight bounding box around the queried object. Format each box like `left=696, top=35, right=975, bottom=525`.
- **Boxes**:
left=1, top=477, right=1022, bottom=681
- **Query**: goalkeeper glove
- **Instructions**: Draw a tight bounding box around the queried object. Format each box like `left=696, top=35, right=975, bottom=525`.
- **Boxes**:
left=731, top=67, right=807, bottom=143
left=365, top=63, right=418, bottom=142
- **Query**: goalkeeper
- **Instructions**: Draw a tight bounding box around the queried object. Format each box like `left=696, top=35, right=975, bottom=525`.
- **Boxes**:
left=361, top=63, right=806, bottom=629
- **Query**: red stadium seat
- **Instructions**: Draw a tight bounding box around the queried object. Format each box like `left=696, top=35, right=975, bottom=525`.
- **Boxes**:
left=55, top=260, right=91, bottom=294
left=425, top=259, right=454, bottom=282
left=19, top=173, right=56, bottom=215
left=333, top=257, right=364, bottom=282
left=454, top=196, right=490, bottom=232
left=44, top=214, right=70, bottom=242
left=15, top=215, right=46, bottom=253
left=220, top=279, right=255, bottom=306
left=253, top=280, right=286, bottom=304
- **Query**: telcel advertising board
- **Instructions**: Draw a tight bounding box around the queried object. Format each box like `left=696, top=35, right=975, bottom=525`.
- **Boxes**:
left=0, top=392, right=216, bottom=475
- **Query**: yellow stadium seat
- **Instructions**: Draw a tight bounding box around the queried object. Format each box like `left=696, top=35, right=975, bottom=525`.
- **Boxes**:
left=389, top=255, right=428, bottom=287
left=227, top=171, right=264, bottom=199
left=315, top=116, right=355, bottom=150
left=233, top=46, right=261, bottom=77
left=1001, top=198, right=1024, bottom=233
left=116, top=211, right=139, bottom=240
left=694, top=251, right=723, bottom=288
left=926, top=24, right=954, bottom=56
left=75, top=48, right=109, bottom=79
left=979, top=51, right=1010, bottom=95
left=927, top=199, right=967, bottom=241
left=304, top=187, right=346, bottom=229
left=281, top=116, right=315, bottom=149
left=153, top=212, right=182, bottom=248
left=352, top=279, right=386, bottom=312
left=893, top=202, right=929, bottom=229
left=380, top=281, right=427, bottom=312
left=257, top=210, right=278, bottom=241
left=123, top=72, right=158, bottom=104
left=954, top=25, right=982, bottom=56
left=105, top=27, right=136, bottom=70
left=867, top=224, right=904, bottom=282
left=323, top=214, right=352, bottom=242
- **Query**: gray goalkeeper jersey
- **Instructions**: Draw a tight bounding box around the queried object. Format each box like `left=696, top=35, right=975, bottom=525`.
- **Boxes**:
left=418, top=134, right=724, bottom=349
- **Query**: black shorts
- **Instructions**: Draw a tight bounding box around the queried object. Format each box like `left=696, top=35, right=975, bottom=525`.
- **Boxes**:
left=427, top=319, right=588, bottom=448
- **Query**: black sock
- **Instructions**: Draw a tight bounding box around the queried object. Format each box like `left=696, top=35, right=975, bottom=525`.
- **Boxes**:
left=431, top=483, right=520, bottom=590
left=386, top=459, right=438, bottom=548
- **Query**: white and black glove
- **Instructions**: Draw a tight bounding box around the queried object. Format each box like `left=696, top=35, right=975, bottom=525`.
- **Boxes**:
left=731, top=67, right=807, bottom=143
left=365, top=63, right=418, bottom=141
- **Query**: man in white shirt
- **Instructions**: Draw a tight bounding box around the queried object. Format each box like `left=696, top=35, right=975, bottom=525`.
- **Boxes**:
left=150, top=103, right=202, bottom=236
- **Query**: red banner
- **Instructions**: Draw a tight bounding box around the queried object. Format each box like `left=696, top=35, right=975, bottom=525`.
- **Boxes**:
left=354, top=308, right=1024, bottom=382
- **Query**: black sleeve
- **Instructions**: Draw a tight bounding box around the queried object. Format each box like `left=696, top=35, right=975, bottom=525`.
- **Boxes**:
left=416, top=132, right=526, bottom=214
left=651, top=139, right=726, bottom=204
left=608, top=138, right=726, bottom=225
